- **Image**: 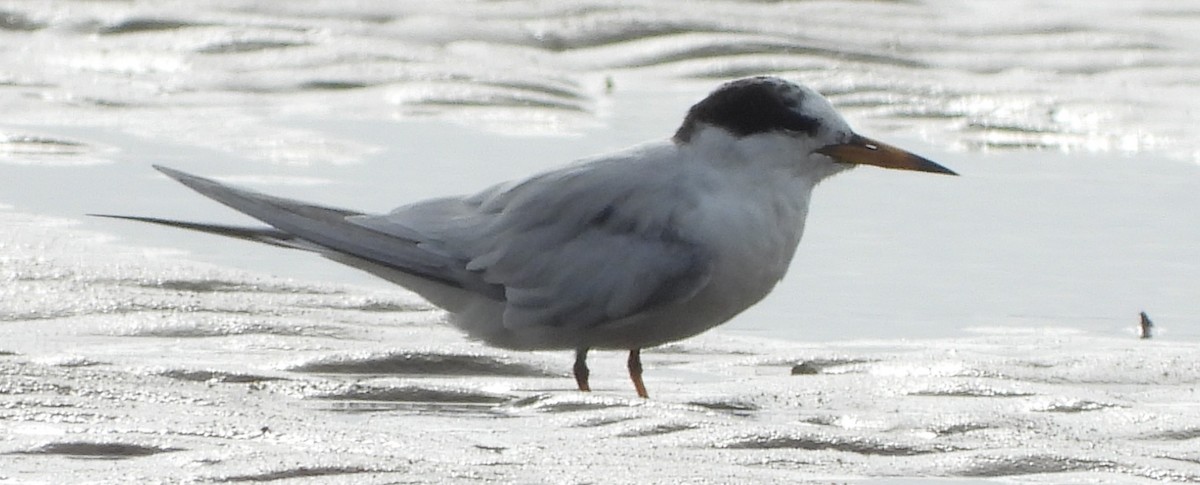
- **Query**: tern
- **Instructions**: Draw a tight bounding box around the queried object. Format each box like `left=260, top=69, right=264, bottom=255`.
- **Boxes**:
left=97, top=76, right=955, bottom=398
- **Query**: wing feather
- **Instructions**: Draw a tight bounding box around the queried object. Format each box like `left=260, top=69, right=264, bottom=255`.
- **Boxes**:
left=150, top=166, right=503, bottom=299
left=137, top=152, right=710, bottom=336
left=350, top=153, right=712, bottom=332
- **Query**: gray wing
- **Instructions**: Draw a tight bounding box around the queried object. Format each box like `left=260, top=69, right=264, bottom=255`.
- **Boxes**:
left=144, top=165, right=503, bottom=299
left=125, top=160, right=710, bottom=332
left=351, top=156, right=713, bottom=331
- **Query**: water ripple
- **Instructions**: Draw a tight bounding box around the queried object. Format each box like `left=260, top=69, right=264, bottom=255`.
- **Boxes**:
left=9, top=442, right=182, bottom=459
left=718, top=432, right=953, bottom=456
left=288, top=351, right=555, bottom=377
left=214, top=466, right=402, bottom=483
left=308, top=382, right=513, bottom=404
left=957, top=454, right=1117, bottom=477
left=3, top=0, right=1197, bottom=162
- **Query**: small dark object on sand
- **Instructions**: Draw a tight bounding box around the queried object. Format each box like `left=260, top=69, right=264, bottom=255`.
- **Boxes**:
left=1139, top=311, right=1153, bottom=339
left=791, top=362, right=822, bottom=375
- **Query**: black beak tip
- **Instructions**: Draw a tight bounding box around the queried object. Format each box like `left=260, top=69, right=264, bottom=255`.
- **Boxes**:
left=917, top=156, right=958, bottom=176
left=934, top=164, right=959, bottom=176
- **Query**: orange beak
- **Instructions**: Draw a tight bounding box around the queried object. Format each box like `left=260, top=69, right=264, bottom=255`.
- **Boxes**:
left=816, top=133, right=957, bottom=176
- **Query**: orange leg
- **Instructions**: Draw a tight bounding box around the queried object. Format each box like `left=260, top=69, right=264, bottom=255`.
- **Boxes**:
left=573, top=348, right=591, bottom=392
left=628, top=348, right=648, bottom=398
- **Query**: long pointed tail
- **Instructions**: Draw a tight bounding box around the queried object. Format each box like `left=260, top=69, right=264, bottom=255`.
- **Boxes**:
left=94, top=165, right=502, bottom=299
left=87, top=214, right=315, bottom=251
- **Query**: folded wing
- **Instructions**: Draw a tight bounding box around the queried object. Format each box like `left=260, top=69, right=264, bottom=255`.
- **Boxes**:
left=142, top=166, right=503, bottom=298
left=113, top=162, right=711, bottom=335
left=350, top=158, right=713, bottom=332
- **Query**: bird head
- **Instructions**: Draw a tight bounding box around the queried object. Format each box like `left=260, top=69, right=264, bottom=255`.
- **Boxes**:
left=674, top=76, right=956, bottom=179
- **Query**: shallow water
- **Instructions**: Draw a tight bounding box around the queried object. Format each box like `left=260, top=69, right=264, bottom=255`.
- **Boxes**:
left=2, top=1, right=1200, bottom=483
